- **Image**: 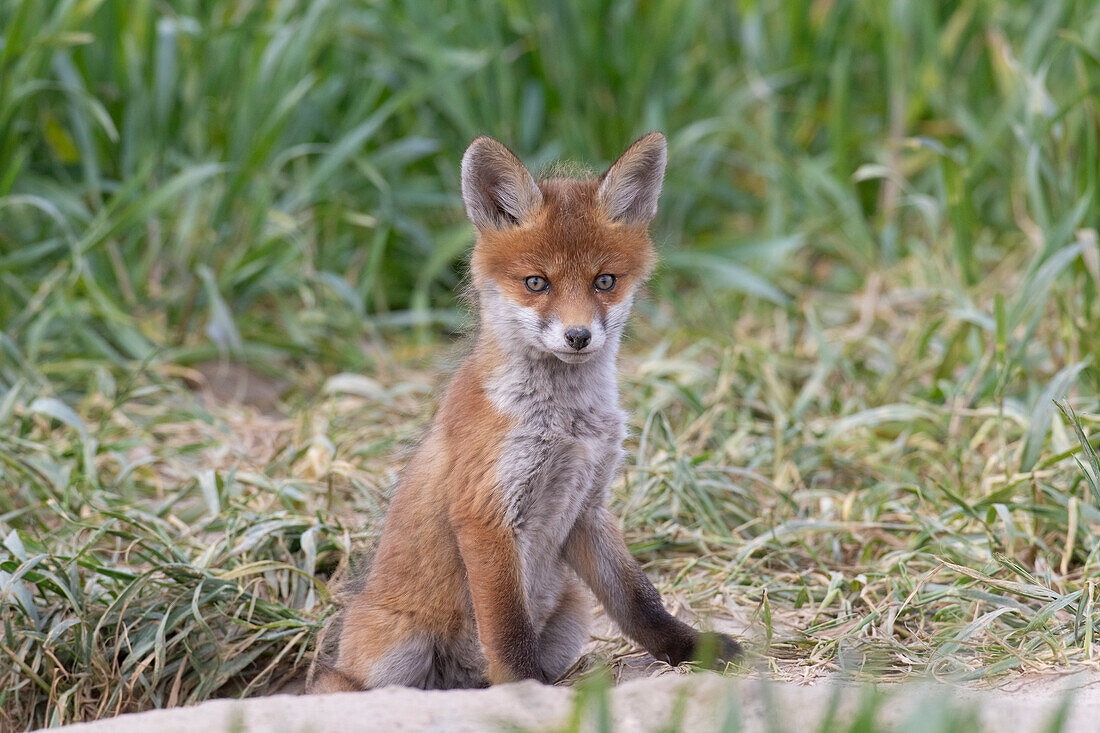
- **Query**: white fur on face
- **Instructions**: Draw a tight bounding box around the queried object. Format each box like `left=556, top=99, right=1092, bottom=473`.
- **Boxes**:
left=480, top=285, right=634, bottom=365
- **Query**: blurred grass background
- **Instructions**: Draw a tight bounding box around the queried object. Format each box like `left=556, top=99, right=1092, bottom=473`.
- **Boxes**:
left=2, top=0, right=1100, bottom=729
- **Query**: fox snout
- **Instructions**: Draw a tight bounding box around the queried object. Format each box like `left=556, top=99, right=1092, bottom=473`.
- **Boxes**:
left=551, top=300, right=603, bottom=359
left=545, top=317, right=605, bottom=363
left=564, top=326, right=591, bottom=351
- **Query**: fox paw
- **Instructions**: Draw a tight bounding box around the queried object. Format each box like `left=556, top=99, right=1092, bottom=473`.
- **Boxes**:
left=692, top=631, right=743, bottom=670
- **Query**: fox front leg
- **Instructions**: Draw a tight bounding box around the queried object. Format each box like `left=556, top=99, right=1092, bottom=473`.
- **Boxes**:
left=564, top=507, right=741, bottom=667
left=454, top=513, right=548, bottom=684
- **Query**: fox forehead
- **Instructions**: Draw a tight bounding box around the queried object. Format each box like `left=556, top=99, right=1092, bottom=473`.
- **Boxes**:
left=471, top=178, right=656, bottom=288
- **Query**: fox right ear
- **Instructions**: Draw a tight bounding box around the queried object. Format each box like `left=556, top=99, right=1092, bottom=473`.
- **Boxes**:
left=597, top=132, right=667, bottom=226
left=461, top=137, right=543, bottom=231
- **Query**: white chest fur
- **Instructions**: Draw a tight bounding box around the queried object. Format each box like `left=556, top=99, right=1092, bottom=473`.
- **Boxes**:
left=485, top=349, right=627, bottom=622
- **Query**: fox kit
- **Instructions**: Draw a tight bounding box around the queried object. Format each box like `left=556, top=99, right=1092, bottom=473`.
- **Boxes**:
left=311, top=132, right=740, bottom=692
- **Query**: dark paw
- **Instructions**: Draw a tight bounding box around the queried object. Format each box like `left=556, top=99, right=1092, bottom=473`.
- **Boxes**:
left=691, top=631, right=742, bottom=670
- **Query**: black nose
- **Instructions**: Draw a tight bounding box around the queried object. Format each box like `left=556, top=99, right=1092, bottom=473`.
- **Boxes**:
left=564, top=326, right=591, bottom=351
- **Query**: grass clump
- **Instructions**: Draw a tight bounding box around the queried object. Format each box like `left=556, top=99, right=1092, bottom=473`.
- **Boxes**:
left=1, top=382, right=333, bottom=726
left=3, top=0, right=1100, bottom=730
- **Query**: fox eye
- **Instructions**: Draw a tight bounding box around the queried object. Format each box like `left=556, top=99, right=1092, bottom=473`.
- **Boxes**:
left=525, top=276, right=549, bottom=292
left=594, top=274, right=616, bottom=291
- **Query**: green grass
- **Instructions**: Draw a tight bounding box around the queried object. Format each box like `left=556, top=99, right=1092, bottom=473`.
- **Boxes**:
left=3, top=0, right=1100, bottom=729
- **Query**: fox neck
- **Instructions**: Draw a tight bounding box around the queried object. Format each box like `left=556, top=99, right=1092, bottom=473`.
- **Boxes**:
left=477, top=321, right=622, bottom=420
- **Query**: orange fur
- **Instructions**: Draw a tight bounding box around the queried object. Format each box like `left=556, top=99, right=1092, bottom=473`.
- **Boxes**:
left=331, top=353, right=517, bottom=688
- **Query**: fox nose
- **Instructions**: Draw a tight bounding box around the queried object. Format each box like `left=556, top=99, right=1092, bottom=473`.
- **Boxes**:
left=564, top=326, right=591, bottom=351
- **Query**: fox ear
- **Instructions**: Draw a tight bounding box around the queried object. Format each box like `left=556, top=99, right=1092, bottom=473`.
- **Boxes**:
left=597, top=132, right=667, bottom=226
left=461, top=137, right=543, bottom=230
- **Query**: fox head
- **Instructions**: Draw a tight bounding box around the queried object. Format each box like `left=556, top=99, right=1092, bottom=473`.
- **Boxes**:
left=461, top=133, right=665, bottom=364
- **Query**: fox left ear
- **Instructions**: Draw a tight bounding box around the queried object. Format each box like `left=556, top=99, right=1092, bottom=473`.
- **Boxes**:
left=597, top=132, right=667, bottom=226
left=461, top=136, right=543, bottom=231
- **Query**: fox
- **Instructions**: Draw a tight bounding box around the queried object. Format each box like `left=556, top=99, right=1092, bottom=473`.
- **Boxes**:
left=310, top=132, right=741, bottom=693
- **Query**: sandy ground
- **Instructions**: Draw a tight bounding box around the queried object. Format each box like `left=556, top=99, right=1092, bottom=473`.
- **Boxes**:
left=45, top=668, right=1100, bottom=733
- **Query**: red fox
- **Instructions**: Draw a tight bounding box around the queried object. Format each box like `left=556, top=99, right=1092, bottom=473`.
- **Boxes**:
left=310, top=133, right=740, bottom=692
